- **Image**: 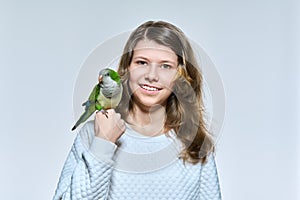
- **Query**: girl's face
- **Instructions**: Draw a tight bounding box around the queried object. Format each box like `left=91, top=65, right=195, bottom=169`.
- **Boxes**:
left=128, top=39, right=178, bottom=109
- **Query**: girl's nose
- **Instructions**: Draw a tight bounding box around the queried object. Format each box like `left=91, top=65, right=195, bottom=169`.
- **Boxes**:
left=144, top=63, right=159, bottom=82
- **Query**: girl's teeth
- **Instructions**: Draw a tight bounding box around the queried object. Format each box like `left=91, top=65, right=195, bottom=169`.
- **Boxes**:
left=141, top=85, right=158, bottom=91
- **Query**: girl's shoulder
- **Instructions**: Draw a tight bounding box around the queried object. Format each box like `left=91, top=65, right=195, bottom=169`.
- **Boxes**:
left=77, top=120, right=95, bottom=148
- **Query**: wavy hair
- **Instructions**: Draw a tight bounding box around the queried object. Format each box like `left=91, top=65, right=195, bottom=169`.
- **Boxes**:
left=116, top=21, right=214, bottom=164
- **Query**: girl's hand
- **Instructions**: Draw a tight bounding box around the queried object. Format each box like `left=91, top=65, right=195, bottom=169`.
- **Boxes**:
left=94, top=109, right=126, bottom=143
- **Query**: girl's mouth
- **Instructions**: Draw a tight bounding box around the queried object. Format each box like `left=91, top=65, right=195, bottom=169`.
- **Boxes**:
left=139, top=84, right=162, bottom=92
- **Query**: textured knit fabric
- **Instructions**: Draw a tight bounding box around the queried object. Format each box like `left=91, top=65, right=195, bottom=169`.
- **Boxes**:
left=53, top=121, right=222, bottom=200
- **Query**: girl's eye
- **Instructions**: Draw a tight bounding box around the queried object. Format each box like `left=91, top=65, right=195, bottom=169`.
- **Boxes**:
left=161, top=64, right=171, bottom=69
left=136, top=61, right=147, bottom=66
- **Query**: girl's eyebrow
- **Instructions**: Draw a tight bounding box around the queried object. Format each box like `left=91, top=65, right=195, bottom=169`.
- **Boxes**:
left=160, top=60, right=176, bottom=65
left=133, top=56, right=176, bottom=65
left=132, top=56, right=149, bottom=61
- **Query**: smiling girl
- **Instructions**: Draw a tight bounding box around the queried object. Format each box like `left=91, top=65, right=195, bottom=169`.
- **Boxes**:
left=53, top=21, right=222, bottom=200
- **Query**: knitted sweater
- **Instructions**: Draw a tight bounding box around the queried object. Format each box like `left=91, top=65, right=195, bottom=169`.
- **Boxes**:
left=53, top=121, right=222, bottom=200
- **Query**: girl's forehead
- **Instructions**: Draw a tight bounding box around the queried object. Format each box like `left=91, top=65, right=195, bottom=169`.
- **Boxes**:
left=134, top=39, right=176, bottom=55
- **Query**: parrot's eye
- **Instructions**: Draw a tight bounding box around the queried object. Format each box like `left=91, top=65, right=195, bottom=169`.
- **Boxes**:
left=105, top=73, right=109, bottom=77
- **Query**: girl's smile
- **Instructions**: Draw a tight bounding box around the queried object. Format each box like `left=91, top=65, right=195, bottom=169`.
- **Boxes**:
left=139, top=83, right=162, bottom=94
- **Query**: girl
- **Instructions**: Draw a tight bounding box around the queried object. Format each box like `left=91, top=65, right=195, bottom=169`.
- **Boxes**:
left=53, top=21, right=222, bottom=200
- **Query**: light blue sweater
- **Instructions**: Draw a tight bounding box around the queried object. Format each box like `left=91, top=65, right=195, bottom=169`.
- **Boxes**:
left=53, top=121, right=222, bottom=200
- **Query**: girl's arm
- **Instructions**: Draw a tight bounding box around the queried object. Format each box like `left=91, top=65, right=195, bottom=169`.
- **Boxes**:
left=53, top=121, right=117, bottom=200
left=199, top=153, right=222, bottom=200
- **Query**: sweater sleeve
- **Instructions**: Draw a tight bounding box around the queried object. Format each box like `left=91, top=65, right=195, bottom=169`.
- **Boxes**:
left=199, top=153, right=222, bottom=200
left=53, top=121, right=117, bottom=200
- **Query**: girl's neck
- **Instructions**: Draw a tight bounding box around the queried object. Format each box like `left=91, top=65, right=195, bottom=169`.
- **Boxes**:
left=126, top=104, right=166, bottom=137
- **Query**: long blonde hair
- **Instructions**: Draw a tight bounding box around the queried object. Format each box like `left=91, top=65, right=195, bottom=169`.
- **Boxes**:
left=116, top=21, right=214, bottom=164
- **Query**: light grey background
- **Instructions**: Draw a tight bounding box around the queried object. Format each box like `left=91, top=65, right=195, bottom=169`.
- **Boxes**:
left=0, top=0, right=299, bottom=199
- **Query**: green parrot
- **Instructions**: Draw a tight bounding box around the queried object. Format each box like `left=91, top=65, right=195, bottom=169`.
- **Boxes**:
left=71, top=68, right=123, bottom=131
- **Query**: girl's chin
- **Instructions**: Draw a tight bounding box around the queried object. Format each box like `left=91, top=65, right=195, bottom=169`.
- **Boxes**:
left=133, top=96, right=168, bottom=110
left=136, top=99, right=160, bottom=108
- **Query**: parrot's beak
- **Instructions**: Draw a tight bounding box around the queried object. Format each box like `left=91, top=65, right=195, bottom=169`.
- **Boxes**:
left=98, top=75, right=103, bottom=84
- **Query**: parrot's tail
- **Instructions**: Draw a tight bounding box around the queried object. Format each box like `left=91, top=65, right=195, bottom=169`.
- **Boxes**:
left=71, top=110, right=94, bottom=131
left=71, top=125, right=77, bottom=131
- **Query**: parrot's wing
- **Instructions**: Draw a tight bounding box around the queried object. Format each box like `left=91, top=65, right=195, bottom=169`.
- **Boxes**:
left=88, top=84, right=101, bottom=103
left=82, top=84, right=106, bottom=111
left=81, top=84, right=100, bottom=106
left=84, top=84, right=104, bottom=111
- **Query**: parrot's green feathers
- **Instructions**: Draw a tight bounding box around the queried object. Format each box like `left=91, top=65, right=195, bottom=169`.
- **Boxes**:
left=109, top=69, right=121, bottom=84
left=88, top=84, right=100, bottom=102
left=95, top=103, right=102, bottom=110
